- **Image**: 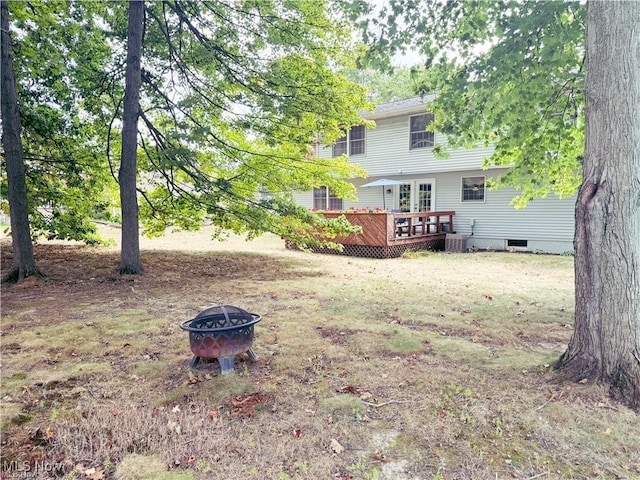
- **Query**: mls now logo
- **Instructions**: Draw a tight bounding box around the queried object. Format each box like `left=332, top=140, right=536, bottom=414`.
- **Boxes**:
left=2, top=460, right=65, bottom=477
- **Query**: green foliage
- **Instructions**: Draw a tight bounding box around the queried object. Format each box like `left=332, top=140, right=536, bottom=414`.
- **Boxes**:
left=4, top=0, right=372, bottom=248
left=352, top=0, right=586, bottom=205
left=4, top=1, right=117, bottom=243
left=128, top=0, right=372, bottom=245
left=345, top=67, right=422, bottom=103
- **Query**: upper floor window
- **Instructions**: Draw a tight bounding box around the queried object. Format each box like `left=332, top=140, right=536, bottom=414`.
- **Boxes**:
left=333, top=125, right=366, bottom=157
left=313, top=186, right=343, bottom=210
left=333, top=136, right=347, bottom=157
left=409, top=113, right=434, bottom=149
left=461, top=176, right=485, bottom=202
left=349, top=125, right=365, bottom=155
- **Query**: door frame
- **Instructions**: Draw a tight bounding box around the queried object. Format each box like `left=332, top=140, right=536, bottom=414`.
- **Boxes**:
left=398, top=178, right=436, bottom=213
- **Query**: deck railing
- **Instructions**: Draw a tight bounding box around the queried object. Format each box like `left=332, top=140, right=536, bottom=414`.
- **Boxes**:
left=319, top=210, right=455, bottom=243
left=287, top=210, right=456, bottom=258
left=392, top=211, right=455, bottom=240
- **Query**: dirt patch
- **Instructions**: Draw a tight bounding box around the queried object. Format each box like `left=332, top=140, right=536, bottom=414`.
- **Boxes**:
left=315, top=326, right=364, bottom=346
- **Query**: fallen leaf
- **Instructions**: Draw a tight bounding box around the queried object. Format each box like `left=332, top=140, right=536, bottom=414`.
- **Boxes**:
left=339, top=385, right=361, bottom=395
left=209, top=410, right=218, bottom=422
left=293, top=428, right=302, bottom=438
left=231, top=392, right=269, bottom=417
left=44, top=427, right=55, bottom=440
left=86, top=469, right=104, bottom=480
left=372, top=452, right=389, bottom=462
left=330, top=438, right=345, bottom=454
left=167, top=420, right=181, bottom=434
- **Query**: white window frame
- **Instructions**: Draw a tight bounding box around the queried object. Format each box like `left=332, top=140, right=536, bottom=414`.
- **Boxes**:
left=332, top=136, right=347, bottom=157
left=349, top=125, right=365, bottom=156
left=398, top=178, right=436, bottom=213
left=313, top=187, right=343, bottom=210
left=409, top=113, right=435, bottom=150
left=461, top=176, right=486, bottom=202
left=332, top=125, right=366, bottom=157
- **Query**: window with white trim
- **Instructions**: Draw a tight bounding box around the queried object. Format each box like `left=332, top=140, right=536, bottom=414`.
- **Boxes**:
left=349, top=125, right=365, bottom=155
left=461, top=176, right=485, bottom=202
left=333, top=136, right=347, bottom=157
left=409, top=113, right=434, bottom=149
left=332, top=125, right=366, bottom=157
left=313, top=187, right=343, bottom=210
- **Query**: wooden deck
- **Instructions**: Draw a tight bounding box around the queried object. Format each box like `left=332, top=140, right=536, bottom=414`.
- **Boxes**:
left=287, top=211, right=456, bottom=258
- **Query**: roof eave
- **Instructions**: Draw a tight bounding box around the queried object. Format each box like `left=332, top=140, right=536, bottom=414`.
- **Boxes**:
left=362, top=95, right=436, bottom=120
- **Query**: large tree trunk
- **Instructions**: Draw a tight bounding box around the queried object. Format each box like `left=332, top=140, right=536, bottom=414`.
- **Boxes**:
left=0, top=0, right=42, bottom=283
left=117, top=0, right=145, bottom=274
left=556, top=0, right=640, bottom=410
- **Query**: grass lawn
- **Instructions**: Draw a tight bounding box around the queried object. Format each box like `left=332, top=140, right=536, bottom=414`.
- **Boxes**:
left=1, top=227, right=638, bottom=480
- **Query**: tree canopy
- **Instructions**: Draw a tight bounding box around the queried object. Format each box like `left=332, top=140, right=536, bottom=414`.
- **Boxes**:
left=345, top=66, right=423, bottom=103
left=353, top=0, right=585, bottom=206
left=2, top=0, right=373, bottom=253
left=5, top=1, right=114, bottom=244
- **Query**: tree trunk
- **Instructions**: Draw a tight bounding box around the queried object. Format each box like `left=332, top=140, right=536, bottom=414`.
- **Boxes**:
left=0, top=0, right=42, bottom=283
left=117, top=0, right=145, bottom=274
left=556, top=0, right=640, bottom=410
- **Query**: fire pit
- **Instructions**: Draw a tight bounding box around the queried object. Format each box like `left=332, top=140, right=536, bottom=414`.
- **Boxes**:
left=180, top=305, right=261, bottom=374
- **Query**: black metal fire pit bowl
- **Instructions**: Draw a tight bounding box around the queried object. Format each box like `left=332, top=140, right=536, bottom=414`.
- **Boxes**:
left=180, top=305, right=261, bottom=374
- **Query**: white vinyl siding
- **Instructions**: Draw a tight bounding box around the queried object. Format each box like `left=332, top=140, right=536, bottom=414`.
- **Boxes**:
left=306, top=98, right=576, bottom=253
left=433, top=170, right=575, bottom=252
left=294, top=169, right=576, bottom=253
left=319, top=115, right=495, bottom=176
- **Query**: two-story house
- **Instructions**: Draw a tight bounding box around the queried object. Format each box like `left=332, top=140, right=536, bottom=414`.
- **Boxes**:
left=293, top=96, right=576, bottom=254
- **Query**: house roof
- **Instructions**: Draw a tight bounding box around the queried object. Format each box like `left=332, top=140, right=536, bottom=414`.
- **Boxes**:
left=364, top=95, right=436, bottom=120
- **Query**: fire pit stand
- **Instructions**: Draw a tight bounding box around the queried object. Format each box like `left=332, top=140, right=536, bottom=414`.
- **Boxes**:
left=180, top=305, right=261, bottom=375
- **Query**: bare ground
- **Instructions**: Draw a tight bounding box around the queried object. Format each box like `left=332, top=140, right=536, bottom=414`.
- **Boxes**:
left=1, top=226, right=638, bottom=480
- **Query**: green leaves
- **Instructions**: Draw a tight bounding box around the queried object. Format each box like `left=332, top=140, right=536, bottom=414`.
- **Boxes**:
left=355, top=0, right=586, bottom=205
left=5, top=0, right=373, bottom=247
left=126, top=0, right=373, bottom=244
left=4, top=1, right=117, bottom=243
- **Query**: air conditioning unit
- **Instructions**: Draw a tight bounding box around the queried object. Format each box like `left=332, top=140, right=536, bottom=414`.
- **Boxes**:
left=445, top=234, right=468, bottom=253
